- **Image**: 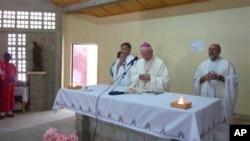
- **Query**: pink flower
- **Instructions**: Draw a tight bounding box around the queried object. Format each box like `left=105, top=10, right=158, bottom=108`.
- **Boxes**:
left=43, top=127, right=78, bottom=141
left=43, top=127, right=58, bottom=141
left=56, top=134, right=67, bottom=141
left=67, top=133, right=79, bottom=141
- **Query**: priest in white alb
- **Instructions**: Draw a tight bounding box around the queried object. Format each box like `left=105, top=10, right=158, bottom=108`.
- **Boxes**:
left=112, top=42, right=135, bottom=87
left=129, top=42, right=170, bottom=92
left=194, top=43, right=239, bottom=141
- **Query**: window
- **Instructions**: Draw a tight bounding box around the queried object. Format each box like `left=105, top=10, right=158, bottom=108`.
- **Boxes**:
left=16, top=11, right=29, bottom=29
left=0, top=10, right=56, bottom=29
left=8, top=33, right=27, bottom=82
left=3, top=11, right=15, bottom=28
left=1, top=10, right=57, bottom=82
left=43, top=12, right=56, bottom=29
left=30, top=12, right=42, bottom=29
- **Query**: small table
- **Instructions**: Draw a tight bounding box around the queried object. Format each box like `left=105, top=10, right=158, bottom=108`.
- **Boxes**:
left=14, top=86, right=29, bottom=112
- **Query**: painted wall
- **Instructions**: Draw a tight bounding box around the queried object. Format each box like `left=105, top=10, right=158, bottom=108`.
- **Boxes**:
left=63, top=4, right=250, bottom=115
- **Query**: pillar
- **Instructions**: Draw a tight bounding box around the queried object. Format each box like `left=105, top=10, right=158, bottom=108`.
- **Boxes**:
left=27, top=71, right=47, bottom=111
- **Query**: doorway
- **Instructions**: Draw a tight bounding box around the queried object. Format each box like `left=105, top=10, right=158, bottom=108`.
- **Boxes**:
left=71, top=43, right=98, bottom=86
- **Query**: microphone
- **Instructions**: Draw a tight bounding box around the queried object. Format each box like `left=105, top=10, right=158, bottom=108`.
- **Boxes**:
left=109, top=91, right=125, bottom=95
left=126, top=56, right=138, bottom=66
left=109, top=57, right=137, bottom=96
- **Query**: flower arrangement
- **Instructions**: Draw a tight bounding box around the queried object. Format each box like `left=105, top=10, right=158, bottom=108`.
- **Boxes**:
left=43, top=127, right=79, bottom=141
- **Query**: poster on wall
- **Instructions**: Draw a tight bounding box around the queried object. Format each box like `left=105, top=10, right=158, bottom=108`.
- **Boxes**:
left=190, top=40, right=204, bottom=51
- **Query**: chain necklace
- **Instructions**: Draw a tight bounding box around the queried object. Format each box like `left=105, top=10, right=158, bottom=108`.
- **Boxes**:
left=144, top=57, right=154, bottom=86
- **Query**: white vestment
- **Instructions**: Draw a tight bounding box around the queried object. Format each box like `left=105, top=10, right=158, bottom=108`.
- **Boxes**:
left=112, top=54, right=135, bottom=87
left=130, top=56, right=170, bottom=91
left=194, top=58, right=239, bottom=141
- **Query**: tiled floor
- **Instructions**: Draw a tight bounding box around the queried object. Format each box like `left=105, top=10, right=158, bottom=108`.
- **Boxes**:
left=0, top=109, right=75, bottom=135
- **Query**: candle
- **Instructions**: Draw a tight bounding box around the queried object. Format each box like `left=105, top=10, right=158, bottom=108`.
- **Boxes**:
left=177, top=96, right=185, bottom=105
left=170, top=96, right=192, bottom=109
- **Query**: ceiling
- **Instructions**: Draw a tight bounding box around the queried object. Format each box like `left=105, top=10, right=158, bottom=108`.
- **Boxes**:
left=51, top=0, right=209, bottom=17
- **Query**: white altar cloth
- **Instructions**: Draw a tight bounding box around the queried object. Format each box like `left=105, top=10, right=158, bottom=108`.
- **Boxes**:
left=52, top=84, right=224, bottom=141
left=14, top=86, right=29, bottom=102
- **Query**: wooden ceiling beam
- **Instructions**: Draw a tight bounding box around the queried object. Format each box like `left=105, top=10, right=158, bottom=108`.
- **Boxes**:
left=62, top=0, right=127, bottom=12
left=51, top=0, right=89, bottom=7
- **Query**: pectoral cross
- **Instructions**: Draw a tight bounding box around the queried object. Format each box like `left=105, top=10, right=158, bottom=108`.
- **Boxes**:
left=144, top=70, right=149, bottom=87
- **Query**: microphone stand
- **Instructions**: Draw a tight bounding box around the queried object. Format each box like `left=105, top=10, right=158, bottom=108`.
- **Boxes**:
left=110, top=61, right=135, bottom=92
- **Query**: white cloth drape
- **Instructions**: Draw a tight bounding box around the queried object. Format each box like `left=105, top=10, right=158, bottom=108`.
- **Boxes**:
left=14, top=87, right=29, bottom=102
left=53, top=84, right=224, bottom=141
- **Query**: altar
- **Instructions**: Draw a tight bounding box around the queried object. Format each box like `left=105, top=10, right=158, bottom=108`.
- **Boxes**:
left=52, top=84, right=225, bottom=141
